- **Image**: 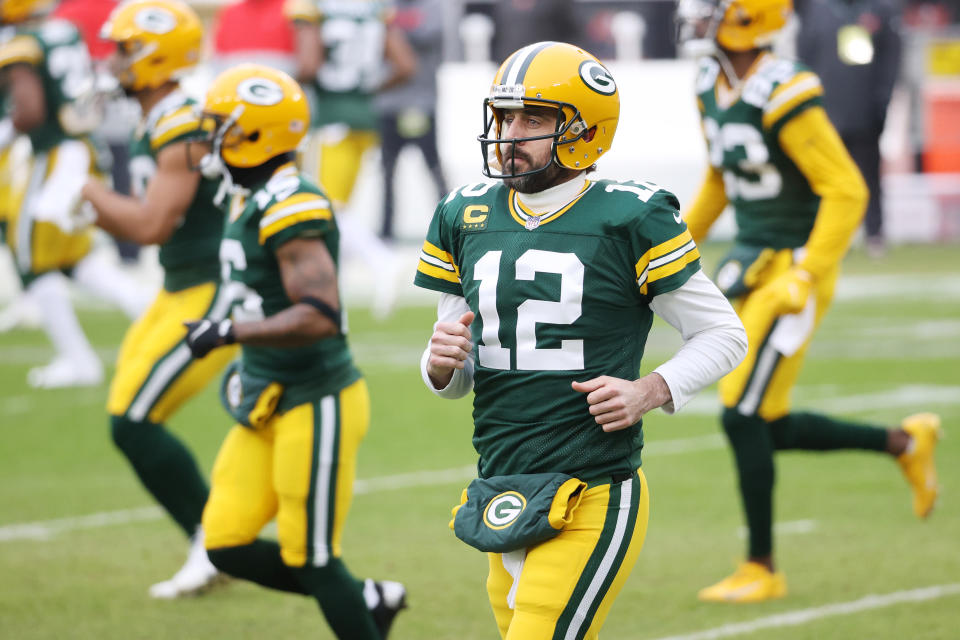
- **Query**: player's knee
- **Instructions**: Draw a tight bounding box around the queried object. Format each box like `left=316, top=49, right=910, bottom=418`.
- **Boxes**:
left=109, top=414, right=141, bottom=450
left=207, top=546, right=243, bottom=575
left=721, top=407, right=754, bottom=437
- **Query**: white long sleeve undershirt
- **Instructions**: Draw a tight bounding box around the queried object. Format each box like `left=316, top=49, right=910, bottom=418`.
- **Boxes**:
left=420, top=269, right=747, bottom=412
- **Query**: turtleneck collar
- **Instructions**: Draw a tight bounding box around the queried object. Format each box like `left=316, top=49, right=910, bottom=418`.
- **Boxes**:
left=514, top=173, right=588, bottom=215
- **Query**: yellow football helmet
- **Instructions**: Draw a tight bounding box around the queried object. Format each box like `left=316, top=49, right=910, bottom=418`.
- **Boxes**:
left=202, top=64, right=309, bottom=168
left=479, top=41, right=619, bottom=178
left=100, top=0, right=202, bottom=91
left=677, top=0, right=792, bottom=54
left=0, top=0, right=53, bottom=24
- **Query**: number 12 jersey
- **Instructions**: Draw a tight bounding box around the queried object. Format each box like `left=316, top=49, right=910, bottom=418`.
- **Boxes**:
left=414, top=179, right=701, bottom=479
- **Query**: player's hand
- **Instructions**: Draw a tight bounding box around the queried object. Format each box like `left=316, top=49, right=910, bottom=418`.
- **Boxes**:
left=572, top=373, right=672, bottom=432
left=754, top=267, right=813, bottom=315
left=184, top=318, right=235, bottom=358
left=426, top=311, right=474, bottom=388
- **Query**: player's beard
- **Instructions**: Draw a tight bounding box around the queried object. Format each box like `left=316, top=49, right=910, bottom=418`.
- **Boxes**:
left=502, top=151, right=567, bottom=193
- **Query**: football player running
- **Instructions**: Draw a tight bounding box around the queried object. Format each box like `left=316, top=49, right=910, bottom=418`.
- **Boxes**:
left=677, top=0, right=943, bottom=603
left=0, top=0, right=146, bottom=388
left=414, top=42, right=747, bottom=639
left=184, top=64, right=406, bottom=639
left=80, top=0, right=238, bottom=599
left=285, top=0, right=417, bottom=319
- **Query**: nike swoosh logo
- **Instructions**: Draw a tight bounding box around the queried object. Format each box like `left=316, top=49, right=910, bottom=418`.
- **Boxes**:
left=673, top=211, right=683, bottom=224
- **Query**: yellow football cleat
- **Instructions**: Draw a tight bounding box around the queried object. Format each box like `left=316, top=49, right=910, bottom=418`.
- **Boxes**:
left=698, top=562, right=787, bottom=603
left=897, top=413, right=942, bottom=519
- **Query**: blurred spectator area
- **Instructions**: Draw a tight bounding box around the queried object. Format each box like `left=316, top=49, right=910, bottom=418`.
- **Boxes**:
left=156, top=2, right=960, bottom=243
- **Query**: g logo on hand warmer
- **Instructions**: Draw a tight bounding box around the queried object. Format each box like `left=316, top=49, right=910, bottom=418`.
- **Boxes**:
left=483, top=491, right=527, bottom=530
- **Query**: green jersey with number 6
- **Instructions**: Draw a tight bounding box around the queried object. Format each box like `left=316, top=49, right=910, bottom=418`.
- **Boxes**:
left=414, top=179, right=701, bottom=479
left=696, top=54, right=824, bottom=248
left=129, top=91, right=224, bottom=292
left=0, top=19, right=94, bottom=152
left=220, top=162, right=360, bottom=395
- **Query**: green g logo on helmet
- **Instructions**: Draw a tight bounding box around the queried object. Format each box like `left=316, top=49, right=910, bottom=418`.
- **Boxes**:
left=578, top=60, right=616, bottom=95
left=483, top=491, right=527, bottom=530
left=237, top=77, right=284, bottom=106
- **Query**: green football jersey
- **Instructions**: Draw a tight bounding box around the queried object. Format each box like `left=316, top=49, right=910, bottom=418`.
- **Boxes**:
left=220, top=162, right=360, bottom=397
left=696, top=53, right=824, bottom=249
left=414, top=179, right=701, bottom=480
left=311, top=0, right=390, bottom=130
left=0, top=19, right=93, bottom=152
left=129, top=91, right=223, bottom=292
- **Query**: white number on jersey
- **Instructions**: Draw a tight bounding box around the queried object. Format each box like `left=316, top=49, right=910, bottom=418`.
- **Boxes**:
left=219, top=238, right=265, bottom=322
left=319, top=17, right=385, bottom=92
left=474, top=249, right=584, bottom=371
left=704, top=118, right=782, bottom=201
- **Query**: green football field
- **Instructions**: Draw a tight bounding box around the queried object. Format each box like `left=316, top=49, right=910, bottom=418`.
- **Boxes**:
left=0, top=244, right=957, bottom=639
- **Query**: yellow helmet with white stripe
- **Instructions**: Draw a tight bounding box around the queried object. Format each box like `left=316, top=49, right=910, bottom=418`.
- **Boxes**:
left=101, top=0, right=202, bottom=91
left=202, top=64, right=309, bottom=168
left=479, top=41, right=619, bottom=177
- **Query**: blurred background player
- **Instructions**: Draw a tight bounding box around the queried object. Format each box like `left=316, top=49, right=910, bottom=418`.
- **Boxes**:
left=54, top=0, right=143, bottom=265
left=676, top=0, right=942, bottom=603
left=81, top=0, right=238, bottom=599
left=374, top=0, right=447, bottom=242
left=797, top=0, right=903, bottom=257
left=0, top=0, right=146, bottom=388
left=286, top=0, right=417, bottom=318
left=183, top=64, right=406, bottom=639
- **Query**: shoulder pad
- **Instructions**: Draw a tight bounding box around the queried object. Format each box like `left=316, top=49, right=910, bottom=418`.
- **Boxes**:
left=694, top=57, right=721, bottom=95
left=37, top=20, right=79, bottom=46
left=742, top=57, right=807, bottom=108
left=0, top=34, right=42, bottom=69
left=442, top=181, right=501, bottom=208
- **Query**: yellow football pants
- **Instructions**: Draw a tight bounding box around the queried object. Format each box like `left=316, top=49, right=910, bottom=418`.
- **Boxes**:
left=107, top=281, right=237, bottom=424
left=202, top=378, right=370, bottom=568
left=720, top=249, right=840, bottom=420
left=5, top=144, right=93, bottom=279
left=486, top=469, right=649, bottom=640
left=312, top=128, right=379, bottom=207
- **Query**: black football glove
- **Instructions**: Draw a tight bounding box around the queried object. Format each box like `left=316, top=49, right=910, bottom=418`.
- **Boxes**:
left=184, top=318, right=235, bottom=358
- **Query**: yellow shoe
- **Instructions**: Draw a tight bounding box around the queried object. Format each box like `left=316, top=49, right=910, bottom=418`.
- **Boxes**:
left=897, top=413, right=942, bottom=519
left=698, top=562, right=787, bottom=603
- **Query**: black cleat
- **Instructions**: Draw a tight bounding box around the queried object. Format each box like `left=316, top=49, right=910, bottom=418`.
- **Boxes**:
left=365, top=579, right=407, bottom=639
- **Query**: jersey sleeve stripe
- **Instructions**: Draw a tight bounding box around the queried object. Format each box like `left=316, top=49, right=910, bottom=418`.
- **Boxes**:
left=419, top=249, right=458, bottom=273
left=0, top=35, right=43, bottom=68
left=648, top=243, right=700, bottom=283
left=417, top=260, right=461, bottom=284
left=421, top=239, right=454, bottom=263
left=259, top=209, right=332, bottom=244
left=151, top=115, right=203, bottom=148
left=650, top=229, right=695, bottom=261
left=762, top=74, right=823, bottom=128
left=260, top=198, right=332, bottom=229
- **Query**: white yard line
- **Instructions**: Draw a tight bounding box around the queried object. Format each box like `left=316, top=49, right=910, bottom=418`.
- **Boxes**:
left=1, top=380, right=957, bottom=540
left=648, top=583, right=960, bottom=640
left=0, top=432, right=727, bottom=543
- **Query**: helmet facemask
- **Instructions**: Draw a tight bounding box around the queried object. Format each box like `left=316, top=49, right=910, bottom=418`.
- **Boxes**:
left=676, top=0, right=728, bottom=58
left=478, top=92, right=589, bottom=187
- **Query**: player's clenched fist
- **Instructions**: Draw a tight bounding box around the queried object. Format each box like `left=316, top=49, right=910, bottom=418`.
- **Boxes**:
left=572, top=373, right=672, bottom=432
left=426, top=311, right=474, bottom=388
